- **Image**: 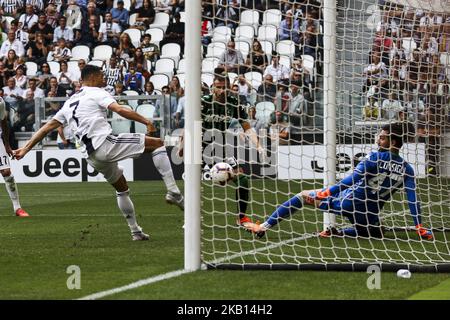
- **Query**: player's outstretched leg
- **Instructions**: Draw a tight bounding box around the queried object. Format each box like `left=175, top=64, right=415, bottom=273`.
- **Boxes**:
left=113, top=175, right=149, bottom=241
left=1, top=169, right=29, bottom=217
left=145, top=137, right=184, bottom=210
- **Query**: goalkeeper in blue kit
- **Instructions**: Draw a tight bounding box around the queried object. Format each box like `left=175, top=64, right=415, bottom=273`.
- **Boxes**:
left=245, top=123, right=433, bottom=240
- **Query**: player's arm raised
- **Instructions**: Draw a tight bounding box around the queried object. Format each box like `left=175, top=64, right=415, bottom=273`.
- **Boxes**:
left=13, top=119, right=62, bottom=160
left=108, top=102, right=155, bottom=134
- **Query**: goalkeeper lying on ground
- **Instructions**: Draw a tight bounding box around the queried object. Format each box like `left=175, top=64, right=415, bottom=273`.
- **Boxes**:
left=245, top=122, right=433, bottom=240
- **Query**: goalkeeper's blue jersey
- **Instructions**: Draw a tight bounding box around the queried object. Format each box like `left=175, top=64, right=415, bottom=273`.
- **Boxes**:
left=329, top=150, right=421, bottom=225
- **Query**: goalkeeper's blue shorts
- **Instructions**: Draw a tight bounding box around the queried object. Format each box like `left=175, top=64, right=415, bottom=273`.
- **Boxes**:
left=318, top=189, right=381, bottom=229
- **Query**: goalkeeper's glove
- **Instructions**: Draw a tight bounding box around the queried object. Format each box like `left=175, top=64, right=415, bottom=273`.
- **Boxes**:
left=314, top=188, right=332, bottom=200
left=415, top=224, right=433, bottom=240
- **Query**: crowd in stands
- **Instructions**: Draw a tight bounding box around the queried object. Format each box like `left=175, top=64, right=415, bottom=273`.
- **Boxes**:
left=362, top=1, right=449, bottom=175
left=0, top=0, right=324, bottom=148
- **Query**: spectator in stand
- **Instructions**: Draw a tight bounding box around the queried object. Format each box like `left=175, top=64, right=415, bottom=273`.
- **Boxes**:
left=257, top=74, right=277, bottom=103
left=0, top=0, right=23, bottom=19
left=174, top=93, right=185, bottom=129
left=0, top=61, right=7, bottom=88
left=51, top=38, right=72, bottom=62
left=301, top=25, right=319, bottom=59
left=140, top=34, right=159, bottom=63
left=363, top=88, right=380, bottom=120
left=36, top=63, right=53, bottom=91
left=289, top=81, right=306, bottom=126
left=169, top=75, right=183, bottom=101
left=18, top=4, right=38, bottom=32
left=279, top=10, right=301, bottom=44
left=201, top=8, right=213, bottom=51
left=2, top=49, right=19, bottom=79
left=382, top=91, right=404, bottom=120
left=12, top=90, right=35, bottom=132
left=45, top=4, right=60, bottom=29
left=247, top=106, right=265, bottom=135
left=269, top=111, right=290, bottom=145
left=263, top=54, right=290, bottom=83
left=130, top=0, right=144, bottom=14
left=46, top=76, right=66, bottom=97
left=0, top=31, right=25, bottom=59
left=135, top=0, right=155, bottom=30
left=65, top=0, right=83, bottom=32
left=57, top=123, right=77, bottom=149
left=27, top=32, right=47, bottom=66
left=56, top=61, right=75, bottom=95
left=219, top=40, right=245, bottom=74
left=154, top=0, right=171, bottom=14
left=3, top=77, right=23, bottom=110
left=98, top=12, right=121, bottom=47
left=76, top=14, right=99, bottom=48
left=53, top=17, right=74, bottom=46
left=28, top=14, right=54, bottom=46
left=45, top=89, right=62, bottom=116
left=10, top=20, right=29, bottom=48
left=274, top=82, right=291, bottom=118
left=27, top=0, right=44, bottom=12
left=170, top=0, right=185, bottom=16
left=13, top=65, right=27, bottom=89
left=117, top=32, right=135, bottom=63
left=124, top=63, right=143, bottom=93
left=159, top=11, right=185, bottom=54
left=136, top=62, right=151, bottom=82
left=215, top=0, right=239, bottom=29
left=111, top=0, right=130, bottom=30
left=22, top=78, right=45, bottom=99
left=132, top=47, right=148, bottom=71
left=245, top=39, right=268, bottom=73
left=233, top=74, right=252, bottom=105
left=363, top=51, right=388, bottom=93
left=104, top=56, right=123, bottom=92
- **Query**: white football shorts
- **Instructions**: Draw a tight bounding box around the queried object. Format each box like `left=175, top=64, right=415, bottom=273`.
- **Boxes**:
left=0, top=138, right=10, bottom=170
left=87, top=133, right=145, bottom=184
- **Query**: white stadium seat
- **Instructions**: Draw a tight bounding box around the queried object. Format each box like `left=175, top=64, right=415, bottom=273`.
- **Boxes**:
left=262, top=9, right=282, bottom=27
left=111, top=105, right=132, bottom=134
left=123, top=28, right=142, bottom=48
left=25, top=61, right=38, bottom=77
left=150, top=74, right=170, bottom=90
left=160, top=43, right=181, bottom=65
left=149, top=12, right=170, bottom=32
left=205, top=41, right=226, bottom=59
left=154, top=57, right=175, bottom=78
left=135, top=104, right=156, bottom=133
left=92, top=45, right=113, bottom=61
left=70, top=45, right=90, bottom=62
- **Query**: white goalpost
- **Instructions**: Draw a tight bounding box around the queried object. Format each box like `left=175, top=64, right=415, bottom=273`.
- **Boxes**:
left=185, top=0, right=450, bottom=272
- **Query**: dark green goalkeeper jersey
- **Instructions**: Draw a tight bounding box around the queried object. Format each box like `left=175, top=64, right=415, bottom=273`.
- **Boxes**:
left=201, top=94, right=248, bottom=131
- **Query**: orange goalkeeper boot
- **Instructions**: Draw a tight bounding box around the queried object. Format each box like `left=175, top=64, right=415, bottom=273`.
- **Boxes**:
left=244, top=221, right=267, bottom=238
left=15, top=208, right=30, bottom=217
left=318, top=227, right=341, bottom=238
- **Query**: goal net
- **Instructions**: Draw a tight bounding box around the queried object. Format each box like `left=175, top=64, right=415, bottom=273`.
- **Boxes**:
left=197, top=0, right=450, bottom=272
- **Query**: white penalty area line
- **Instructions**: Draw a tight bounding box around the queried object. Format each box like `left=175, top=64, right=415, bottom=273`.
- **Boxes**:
left=77, top=269, right=191, bottom=300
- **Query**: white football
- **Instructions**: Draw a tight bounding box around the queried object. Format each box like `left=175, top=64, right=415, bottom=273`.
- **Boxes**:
left=210, top=162, right=233, bottom=183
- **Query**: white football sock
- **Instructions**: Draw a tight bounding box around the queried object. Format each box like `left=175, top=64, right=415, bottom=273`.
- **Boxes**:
left=4, top=175, right=21, bottom=211
left=116, top=189, right=140, bottom=233
left=152, top=146, right=180, bottom=194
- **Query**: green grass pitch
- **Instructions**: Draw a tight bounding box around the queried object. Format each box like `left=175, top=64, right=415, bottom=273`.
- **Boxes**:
left=0, top=180, right=448, bottom=299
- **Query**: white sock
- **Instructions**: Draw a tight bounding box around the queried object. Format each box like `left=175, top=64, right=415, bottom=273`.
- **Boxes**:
left=4, top=175, right=21, bottom=211
left=116, top=190, right=140, bottom=233
left=152, top=146, right=180, bottom=194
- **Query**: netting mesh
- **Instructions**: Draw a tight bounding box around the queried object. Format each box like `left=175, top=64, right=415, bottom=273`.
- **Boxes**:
left=199, top=0, right=450, bottom=271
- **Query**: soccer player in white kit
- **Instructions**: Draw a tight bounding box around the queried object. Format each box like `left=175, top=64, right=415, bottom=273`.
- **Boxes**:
left=13, top=65, right=184, bottom=240
left=0, top=97, right=30, bottom=217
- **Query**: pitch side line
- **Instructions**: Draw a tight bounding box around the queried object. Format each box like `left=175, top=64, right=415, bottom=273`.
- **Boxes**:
left=77, top=269, right=191, bottom=300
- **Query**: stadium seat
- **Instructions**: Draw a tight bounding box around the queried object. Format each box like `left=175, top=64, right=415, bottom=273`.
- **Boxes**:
left=123, top=28, right=142, bottom=48
left=150, top=74, right=170, bottom=90
left=440, top=52, right=450, bottom=66
left=255, top=101, right=275, bottom=125
left=244, top=71, right=263, bottom=91
left=88, top=60, right=104, bottom=67
left=111, top=105, right=132, bottom=134
left=279, top=55, right=291, bottom=68
left=401, top=37, right=417, bottom=58
left=160, top=42, right=181, bottom=65
left=239, top=10, right=259, bottom=33
left=93, top=45, right=113, bottom=61
left=154, top=57, right=176, bottom=78
left=227, top=72, right=238, bottom=85
left=201, top=73, right=214, bottom=88
left=67, top=60, right=81, bottom=80
left=48, top=61, right=60, bottom=75
left=212, top=26, right=232, bottom=43
left=177, top=58, right=186, bottom=74
left=70, top=45, right=90, bottom=62
left=123, top=90, right=139, bottom=109
left=135, top=104, right=156, bottom=133
left=205, top=41, right=226, bottom=59
left=149, top=12, right=170, bottom=32
left=276, top=40, right=296, bottom=58
left=129, top=13, right=138, bottom=26
left=113, top=0, right=131, bottom=10
left=145, top=27, right=164, bottom=47
left=259, top=40, right=273, bottom=60
left=235, top=41, right=250, bottom=59
left=301, top=54, right=316, bottom=83
left=25, top=62, right=38, bottom=77
left=235, top=25, right=255, bottom=45
left=201, top=57, right=219, bottom=73
left=257, top=25, right=278, bottom=46
left=179, top=11, right=186, bottom=23
left=262, top=9, right=282, bottom=27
